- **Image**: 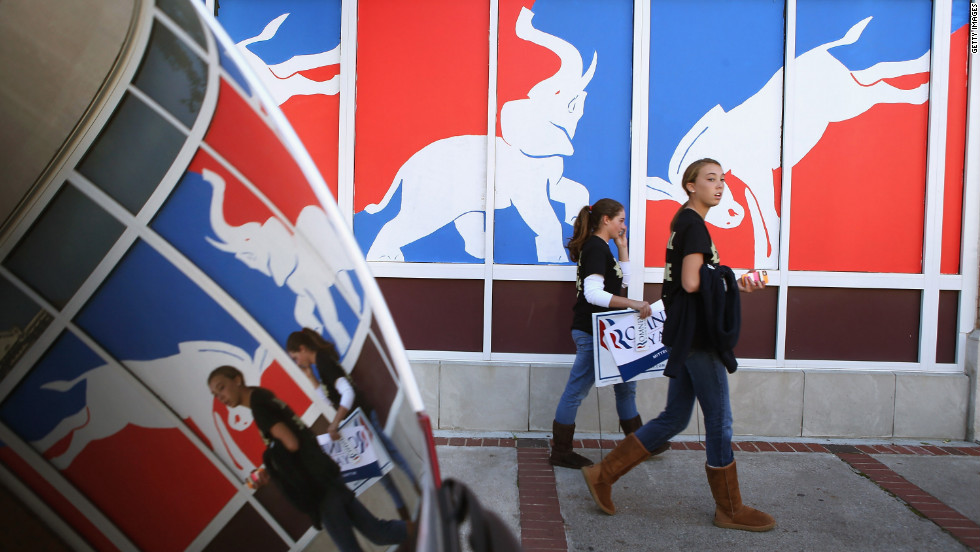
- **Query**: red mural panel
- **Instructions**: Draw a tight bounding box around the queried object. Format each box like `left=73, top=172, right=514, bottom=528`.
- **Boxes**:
left=60, top=427, right=235, bottom=552
left=941, top=24, right=969, bottom=274
left=354, top=1, right=490, bottom=212
left=0, top=448, right=117, bottom=551
left=206, top=78, right=318, bottom=224
left=789, top=100, right=928, bottom=272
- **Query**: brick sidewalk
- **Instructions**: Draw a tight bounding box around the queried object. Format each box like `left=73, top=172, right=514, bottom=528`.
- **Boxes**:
left=433, top=437, right=980, bottom=552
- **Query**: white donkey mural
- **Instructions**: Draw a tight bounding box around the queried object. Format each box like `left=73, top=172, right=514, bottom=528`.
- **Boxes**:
left=31, top=341, right=270, bottom=479
left=235, top=13, right=340, bottom=106
left=646, top=16, right=929, bottom=267
left=365, top=7, right=595, bottom=263
left=203, top=169, right=361, bottom=356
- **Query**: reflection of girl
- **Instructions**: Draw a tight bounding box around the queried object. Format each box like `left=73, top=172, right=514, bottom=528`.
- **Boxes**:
left=582, top=159, right=774, bottom=532
left=207, top=366, right=406, bottom=551
left=550, top=198, right=663, bottom=469
left=286, top=329, right=417, bottom=518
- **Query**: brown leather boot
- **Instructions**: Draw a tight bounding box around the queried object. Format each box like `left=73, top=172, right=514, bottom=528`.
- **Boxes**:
left=549, top=421, right=593, bottom=469
left=619, top=416, right=671, bottom=457
left=619, top=415, right=642, bottom=435
left=581, top=433, right=650, bottom=514
left=705, top=461, right=775, bottom=531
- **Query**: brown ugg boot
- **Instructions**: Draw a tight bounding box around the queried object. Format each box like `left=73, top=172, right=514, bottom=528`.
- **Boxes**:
left=619, top=416, right=671, bottom=457
left=705, top=461, right=775, bottom=532
left=549, top=421, right=593, bottom=469
left=581, top=433, right=650, bottom=514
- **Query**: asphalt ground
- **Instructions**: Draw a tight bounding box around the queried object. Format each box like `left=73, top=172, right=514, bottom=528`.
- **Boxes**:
left=435, top=432, right=980, bottom=552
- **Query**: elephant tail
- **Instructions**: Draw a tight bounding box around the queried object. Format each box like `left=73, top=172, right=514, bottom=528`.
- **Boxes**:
left=824, top=16, right=871, bottom=51
left=362, top=173, right=403, bottom=215
left=40, top=372, right=91, bottom=393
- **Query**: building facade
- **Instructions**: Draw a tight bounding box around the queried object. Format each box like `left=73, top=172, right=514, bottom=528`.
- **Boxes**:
left=215, top=0, right=980, bottom=441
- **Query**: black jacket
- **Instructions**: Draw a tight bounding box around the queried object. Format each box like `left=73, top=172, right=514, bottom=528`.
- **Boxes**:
left=662, top=264, right=740, bottom=377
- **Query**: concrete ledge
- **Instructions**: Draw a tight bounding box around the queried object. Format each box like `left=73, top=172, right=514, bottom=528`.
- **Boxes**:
left=411, top=361, right=973, bottom=440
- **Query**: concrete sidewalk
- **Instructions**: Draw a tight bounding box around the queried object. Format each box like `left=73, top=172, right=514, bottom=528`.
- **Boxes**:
left=434, top=432, right=980, bottom=552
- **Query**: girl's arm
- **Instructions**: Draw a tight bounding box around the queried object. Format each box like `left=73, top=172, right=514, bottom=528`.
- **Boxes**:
left=681, top=253, right=704, bottom=293
left=584, top=274, right=652, bottom=318
left=269, top=421, right=300, bottom=452
left=327, top=376, right=355, bottom=439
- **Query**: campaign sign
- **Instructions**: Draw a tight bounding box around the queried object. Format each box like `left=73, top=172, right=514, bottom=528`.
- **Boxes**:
left=317, top=407, right=393, bottom=495
left=592, top=303, right=668, bottom=387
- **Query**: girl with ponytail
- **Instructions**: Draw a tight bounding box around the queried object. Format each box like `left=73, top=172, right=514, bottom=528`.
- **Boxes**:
left=549, top=198, right=661, bottom=469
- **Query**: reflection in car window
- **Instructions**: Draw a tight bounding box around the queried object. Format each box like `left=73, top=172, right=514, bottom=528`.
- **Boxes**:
left=4, top=185, right=124, bottom=309
left=0, top=278, right=51, bottom=379
left=156, top=0, right=207, bottom=48
left=77, top=94, right=186, bottom=213
left=133, top=21, right=207, bottom=129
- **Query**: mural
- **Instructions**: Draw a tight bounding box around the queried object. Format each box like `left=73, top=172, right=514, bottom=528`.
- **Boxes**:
left=354, top=0, right=633, bottom=264
left=218, top=0, right=343, bottom=198
left=645, top=0, right=939, bottom=273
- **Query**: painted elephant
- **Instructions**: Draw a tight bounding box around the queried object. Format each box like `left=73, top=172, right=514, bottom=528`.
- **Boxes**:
left=364, top=7, right=596, bottom=263
left=203, top=169, right=361, bottom=355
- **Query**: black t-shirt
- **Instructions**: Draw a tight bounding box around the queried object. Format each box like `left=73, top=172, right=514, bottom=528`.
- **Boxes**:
left=572, top=235, right=624, bottom=334
left=315, top=350, right=364, bottom=414
left=251, top=387, right=309, bottom=445
left=250, top=387, right=345, bottom=517
left=662, top=208, right=719, bottom=346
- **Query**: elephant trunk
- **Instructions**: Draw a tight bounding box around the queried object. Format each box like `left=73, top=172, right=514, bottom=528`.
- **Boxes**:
left=515, top=7, right=595, bottom=99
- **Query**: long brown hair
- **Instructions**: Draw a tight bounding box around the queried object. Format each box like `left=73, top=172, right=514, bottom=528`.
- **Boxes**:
left=566, top=198, right=624, bottom=263
left=668, top=158, right=722, bottom=230
left=285, top=328, right=350, bottom=405
left=286, top=328, right=340, bottom=363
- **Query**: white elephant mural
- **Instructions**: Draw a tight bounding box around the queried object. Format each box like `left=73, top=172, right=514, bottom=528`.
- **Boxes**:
left=203, top=169, right=361, bottom=355
left=646, top=16, right=929, bottom=268
left=365, top=7, right=595, bottom=263
left=31, top=341, right=270, bottom=478
left=235, top=13, right=340, bottom=105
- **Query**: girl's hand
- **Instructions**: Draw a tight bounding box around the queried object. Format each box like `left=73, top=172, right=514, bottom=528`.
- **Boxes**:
left=631, top=299, right=652, bottom=319
left=737, top=271, right=766, bottom=293
left=328, top=422, right=341, bottom=442
left=613, top=225, right=628, bottom=251
left=247, top=467, right=270, bottom=489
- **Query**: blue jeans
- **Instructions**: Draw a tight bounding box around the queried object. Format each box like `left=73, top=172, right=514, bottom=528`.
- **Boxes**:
left=319, top=486, right=407, bottom=552
left=634, top=348, right=734, bottom=467
left=554, top=329, right=638, bottom=425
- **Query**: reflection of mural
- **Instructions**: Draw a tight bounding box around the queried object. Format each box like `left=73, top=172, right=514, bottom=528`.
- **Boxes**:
left=364, top=8, right=595, bottom=263
left=648, top=16, right=929, bottom=267
left=204, top=169, right=360, bottom=354
left=31, top=341, right=267, bottom=477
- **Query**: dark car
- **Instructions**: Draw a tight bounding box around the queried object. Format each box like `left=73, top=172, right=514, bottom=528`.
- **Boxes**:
left=0, top=0, right=516, bottom=550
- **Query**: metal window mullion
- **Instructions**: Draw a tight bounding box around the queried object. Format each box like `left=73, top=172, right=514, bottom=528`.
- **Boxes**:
left=775, top=0, right=797, bottom=365
left=921, top=0, right=954, bottom=366
left=958, top=10, right=980, bottom=339
left=485, top=0, right=500, bottom=361
left=627, top=0, right=651, bottom=301
left=338, top=0, right=358, bottom=227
